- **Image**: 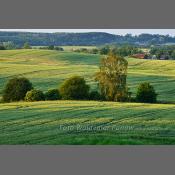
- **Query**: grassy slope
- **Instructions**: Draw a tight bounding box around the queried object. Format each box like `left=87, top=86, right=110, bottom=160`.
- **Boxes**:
left=0, top=49, right=175, bottom=144
left=0, top=49, right=175, bottom=102
left=0, top=100, right=175, bottom=144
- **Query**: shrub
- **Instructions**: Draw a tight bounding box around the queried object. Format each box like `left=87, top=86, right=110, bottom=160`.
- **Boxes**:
left=115, top=93, right=129, bottom=102
left=90, top=48, right=99, bottom=54
left=59, top=76, right=89, bottom=100
left=114, top=90, right=132, bottom=102
left=2, top=77, right=33, bottom=102
left=54, top=46, right=64, bottom=51
left=45, top=89, right=61, bottom=100
left=0, top=45, right=6, bottom=50
left=136, top=82, right=157, bottom=103
left=23, top=42, right=31, bottom=49
left=25, top=89, right=45, bottom=102
left=47, top=45, right=54, bottom=50
left=89, top=90, right=102, bottom=101
left=3, top=41, right=17, bottom=50
left=99, top=47, right=110, bottom=55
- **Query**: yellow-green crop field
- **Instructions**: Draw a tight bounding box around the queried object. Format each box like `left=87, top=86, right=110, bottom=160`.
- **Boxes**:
left=0, top=49, right=175, bottom=144
left=0, top=49, right=175, bottom=102
left=0, top=101, right=175, bottom=144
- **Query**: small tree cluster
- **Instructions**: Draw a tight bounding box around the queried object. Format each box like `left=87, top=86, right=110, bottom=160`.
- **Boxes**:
left=3, top=41, right=17, bottom=50
left=2, top=76, right=103, bottom=103
left=72, top=45, right=143, bottom=57
left=95, top=53, right=157, bottom=103
left=0, top=45, right=6, bottom=50
left=2, top=55, right=158, bottom=104
left=23, top=42, right=31, bottom=49
left=46, top=45, right=64, bottom=51
left=150, top=46, right=175, bottom=60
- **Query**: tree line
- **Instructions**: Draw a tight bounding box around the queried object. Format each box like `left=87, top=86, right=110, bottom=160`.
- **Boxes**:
left=0, top=31, right=175, bottom=46
left=150, top=46, right=175, bottom=60
left=1, top=53, right=157, bottom=104
left=73, top=45, right=143, bottom=57
left=0, top=42, right=64, bottom=51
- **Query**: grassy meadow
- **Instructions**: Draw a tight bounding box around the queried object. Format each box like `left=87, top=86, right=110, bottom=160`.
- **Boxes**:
left=0, top=49, right=175, bottom=144
left=0, top=100, right=175, bottom=144
left=0, top=49, right=175, bottom=102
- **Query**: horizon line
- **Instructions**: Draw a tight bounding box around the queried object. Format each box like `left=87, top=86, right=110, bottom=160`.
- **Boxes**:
left=0, top=29, right=175, bottom=36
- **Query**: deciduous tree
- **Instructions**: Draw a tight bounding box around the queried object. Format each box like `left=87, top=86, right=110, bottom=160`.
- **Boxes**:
left=95, top=53, right=128, bottom=101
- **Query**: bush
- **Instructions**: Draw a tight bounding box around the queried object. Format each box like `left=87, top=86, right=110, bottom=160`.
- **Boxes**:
left=25, top=89, right=45, bottom=102
left=136, top=82, right=157, bottom=103
left=54, top=46, right=64, bottom=51
left=90, top=48, right=99, bottom=54
left=23, top=42, right=31, bottom=49
left=59, top=76, right=89, bottom=100
left=45, top=89, right=61, bottom=100
left=3, top=77, right=33, bottom=102
left=114, top=90, right=132, bottom=102
left=115, top=93, right=129, bottom=102
left=99, top=47, right=110, bottom=55
left=0, top=45, right=6, bottom=50
left=47, top=45, right=54, bottom=50
left=3, top=41, right=17, bottom=50
left=89, top=91, right=102, bottom=101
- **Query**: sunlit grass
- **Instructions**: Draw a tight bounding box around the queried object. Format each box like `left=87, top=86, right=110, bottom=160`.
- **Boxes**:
left=0, top=100, right=175, bottom=144
left=0, top=49, right=175, bottom=102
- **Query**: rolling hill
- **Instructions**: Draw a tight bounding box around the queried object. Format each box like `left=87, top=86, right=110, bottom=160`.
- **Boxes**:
left=0, top=100, right=175, bottom=144
left=0, top=49, right=175, bottom=102
left=1, top=31, right=175, bottom=46
left=0, top=49, right=175, bottom=144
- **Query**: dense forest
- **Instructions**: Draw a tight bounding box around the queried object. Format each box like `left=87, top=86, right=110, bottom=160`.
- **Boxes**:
left=0, top=32, right=175, bottom=46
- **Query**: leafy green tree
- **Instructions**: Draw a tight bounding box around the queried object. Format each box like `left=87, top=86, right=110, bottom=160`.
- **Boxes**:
left=54, top=46, right=64, bottom=51
left=89, top=90, right=102, bottom=101
left=45, top=89, right=61, bottom=100
left=80, top=48, right=88, bottom=53
left=0, top=45, right=6, bottom=50
left=171, top=50, right=175, bottom=60
left=111, top=45, right=142, bottom=57
left=90, top=48, right=99, bottom=54
left=3, top=77, right=33, bottom=102
left=25, top=89, right=45, bottom=102
left=59, top=76, right=89, bottom=100
left=150, top=47, right=157, bottom=55
left=136, top=82, right=157, bottom=103
left=23, top=42, right=31, bottom=49
left=3, top=41, right=17, bottom=50
left=95, top=53, right=128, bottom=101
left=48, top=45, right=54, bottom=50
left=99, top=46, right=110, bottom=55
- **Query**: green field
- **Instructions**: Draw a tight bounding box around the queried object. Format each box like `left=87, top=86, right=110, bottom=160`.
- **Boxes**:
left=32, top=46, right=97, bottom=51
left=0, top=100, right=175, bottom=144
left=0, top=49, right=175, bottom=102
left=61, top=46, right=97, bottom=51
left=0, top=49, right=175, bottom=145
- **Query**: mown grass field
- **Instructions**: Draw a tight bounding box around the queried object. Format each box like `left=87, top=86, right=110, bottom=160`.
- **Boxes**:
left=0, top=49, right=175, bottom=102
left=0, top=49, right=175, bottom=145
left=32, top=46, right=96, bottom=51
left=0, top=100, right=175, bottom=144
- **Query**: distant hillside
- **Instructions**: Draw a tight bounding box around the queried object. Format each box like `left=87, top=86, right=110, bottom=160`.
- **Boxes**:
left=0, top=31, right=175, bottom=46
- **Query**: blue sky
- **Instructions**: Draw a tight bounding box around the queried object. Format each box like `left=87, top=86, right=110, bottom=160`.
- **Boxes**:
left=0, top=29, right=175, bottom=36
